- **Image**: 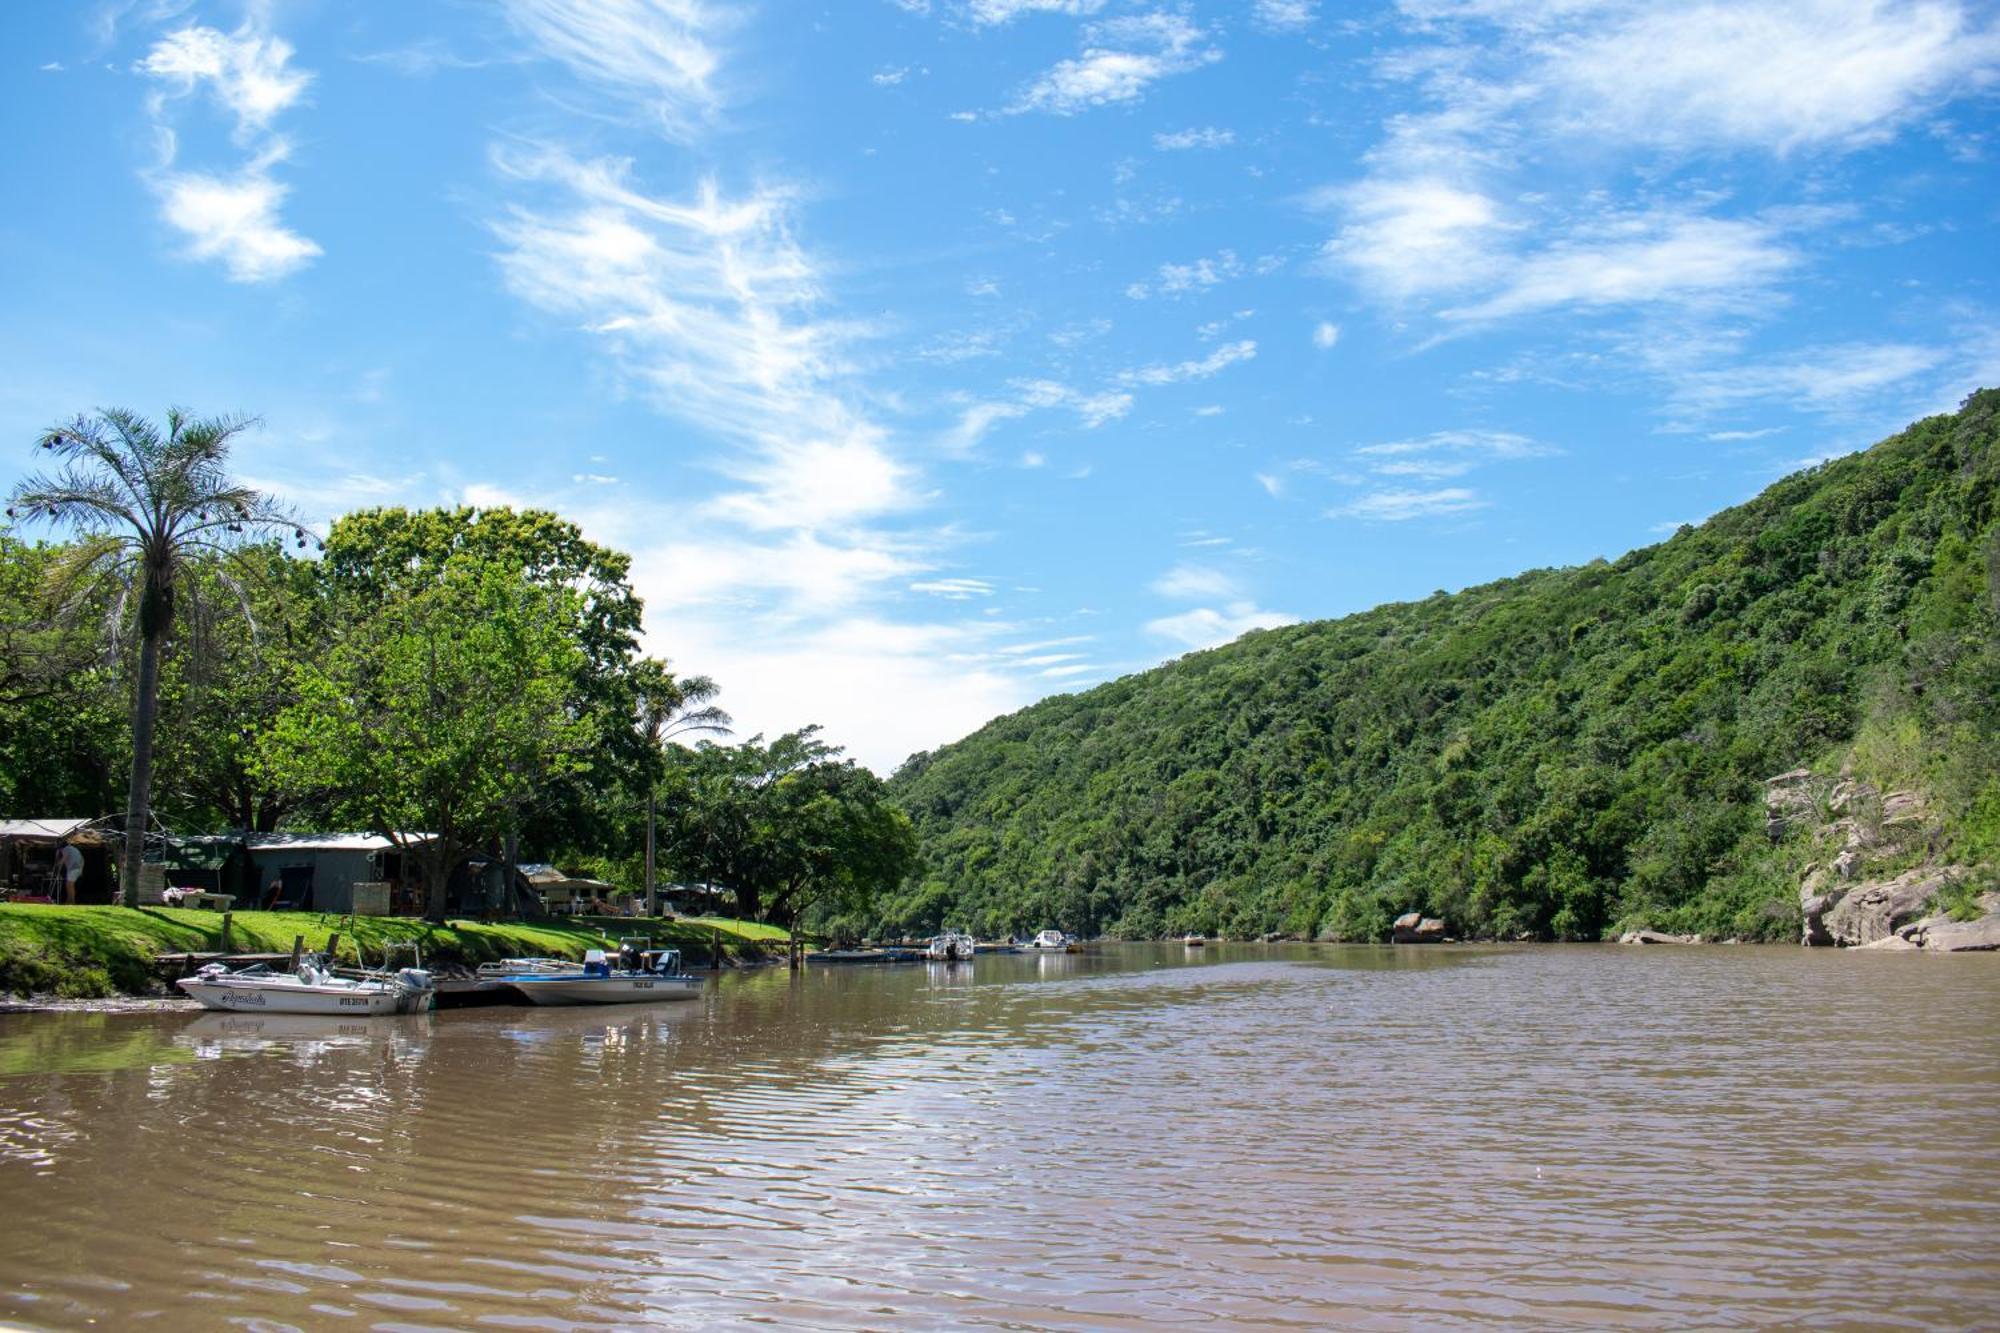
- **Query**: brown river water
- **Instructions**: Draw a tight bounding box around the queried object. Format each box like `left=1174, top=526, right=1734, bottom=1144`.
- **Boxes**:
left=1, top=943, right=1997, bottom=1329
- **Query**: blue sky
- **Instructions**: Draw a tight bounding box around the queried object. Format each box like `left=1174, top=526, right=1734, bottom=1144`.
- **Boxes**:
left=3, top=0, right=1997, bottom=770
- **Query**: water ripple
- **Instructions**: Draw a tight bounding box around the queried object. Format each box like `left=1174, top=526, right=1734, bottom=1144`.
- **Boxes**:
left=0, top=946, right=1996, bottom=1328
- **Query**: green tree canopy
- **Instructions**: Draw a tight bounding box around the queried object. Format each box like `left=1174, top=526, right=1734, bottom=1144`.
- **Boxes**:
left=7, top=408, right=298, bottom=903
left=321, top=505, right=652, bottom=860
left=259, top=558, right=596, bottom=920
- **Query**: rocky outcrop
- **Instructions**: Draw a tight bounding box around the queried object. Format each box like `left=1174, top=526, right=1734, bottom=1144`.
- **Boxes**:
left=1618, top=929, right=1701, bottom=945
left=1779, top=775, right=2000, bottom=951
left=1814, top=867, right=1953, bottom=946
left=1911, top=914, right=2000, bottom=952
left=1391, top=912, right=1446, bottom=943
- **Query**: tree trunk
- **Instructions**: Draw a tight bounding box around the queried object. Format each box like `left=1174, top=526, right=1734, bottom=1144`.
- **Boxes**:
left=645, top=791, right=657, bottom=918
left=422, top=843, right=454, bottom=923
left=503, top=824, right=519, bottom=919
left=120, top=629, right=163, bottom=908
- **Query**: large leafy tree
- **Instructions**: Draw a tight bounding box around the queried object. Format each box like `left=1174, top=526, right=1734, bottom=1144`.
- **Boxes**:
left=755, top=761, right=920, bottom=964
left=658, top=729, right=840, bottom=921
left=658, top=729, right=919, bottom=955
left=152, top=544, right=326, bottom=831
left=0, top=530, right=127, bottom=816
left=7, top=409, right=299, bottom=904
left=259, top=559, right=595, bottom=920
left=321, top=506, right=648, bottom=857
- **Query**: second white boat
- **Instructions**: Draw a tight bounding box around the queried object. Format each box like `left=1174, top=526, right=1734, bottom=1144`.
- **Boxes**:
left=489, top=948, right=705, bottom=1006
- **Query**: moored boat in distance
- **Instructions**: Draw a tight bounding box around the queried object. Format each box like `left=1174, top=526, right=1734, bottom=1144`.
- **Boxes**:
left=926, top=929, right=976, bottom=962
left=1183, top=933, right=1207, bottom=947
left=178, top=955, right=435, bottom=1015
left=488, top=945, right=704, bottom=1006
left=1028, top=929, right=1078, bottom=952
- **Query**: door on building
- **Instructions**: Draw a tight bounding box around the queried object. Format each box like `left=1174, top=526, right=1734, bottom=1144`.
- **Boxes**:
left=276, top=864, right=315, bottom=911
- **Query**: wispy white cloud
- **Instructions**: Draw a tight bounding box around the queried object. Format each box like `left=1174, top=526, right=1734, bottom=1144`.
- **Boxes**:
left=492, top=148, right=915, bottom=536
left=1016, top=378, right=1133, bottom=426
left=1146, top=601, right=1298, bottom=650
left=1314, top=0, right=2000, bottom=354
left=1352, top=429, right=1553, bottom=462
left=1154, top=126, right=1235, bottom=150
left=1118, top=339, right=1257, bottom=386
left=154, top=164, right=322, bottom=282
left=1539, top=0, right=1999, bottom=153
left=1132, top=249, right=1243, bottom=299
left=1007, top=13, right=1221, bottom=115
left=138, top=21, right=318, bottom=282
left=1667, top=340, right=1946, bottom=413
left=1151, top=562, right=1240, bottom=600
left=1253, top=0, right=1318, bottom=31
left=352, top=39, right=512, bottom=77
left=910, top=577, right=996, bottom=598
left=1317, top=177, right=1507, bottom=304
left=500, top=0, right=725, bottom=139
left=139, top=23, right=311, bottom=138
left=1330, top=487, right=1487, bottom=521
left=1440, top=213, right=1797, bottom=323
left=966, top=0, right=1106, bottom=24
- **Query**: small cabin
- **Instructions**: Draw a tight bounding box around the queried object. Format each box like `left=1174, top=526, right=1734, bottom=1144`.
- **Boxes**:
left=243, top=832, right=433, bottom=914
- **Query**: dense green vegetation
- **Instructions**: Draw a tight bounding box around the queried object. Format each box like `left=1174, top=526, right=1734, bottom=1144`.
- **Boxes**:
left=2, top=420, right=914, bottom=936
left=879, top=392, right=2000, bottom=943
left=0, top=905, right=788, bottom=999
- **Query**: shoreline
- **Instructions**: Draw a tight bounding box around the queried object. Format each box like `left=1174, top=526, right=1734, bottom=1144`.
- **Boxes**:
left=0, top=904, right=791, bottom=1001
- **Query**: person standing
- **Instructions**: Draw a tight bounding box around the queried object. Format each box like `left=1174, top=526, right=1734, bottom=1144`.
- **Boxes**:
left=56, top=842, right=84, bottom=905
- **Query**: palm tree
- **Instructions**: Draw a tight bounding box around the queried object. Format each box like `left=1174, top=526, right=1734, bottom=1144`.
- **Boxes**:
left=8, top=408, right=301, bottom=907
left=633, top=658, right=731, bottom=916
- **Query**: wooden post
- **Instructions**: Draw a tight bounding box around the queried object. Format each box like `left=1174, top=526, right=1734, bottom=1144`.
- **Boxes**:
left=288, top=934, right=304, bottom=970
left=325, top=932, right=341, bottom=967
left=220, top=911, right=233, bottom=954
left=712, top=922, right=721, bottom=970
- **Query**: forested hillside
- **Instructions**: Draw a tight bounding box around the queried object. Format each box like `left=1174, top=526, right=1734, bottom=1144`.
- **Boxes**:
left=879, top=392, right=2000, bottom=943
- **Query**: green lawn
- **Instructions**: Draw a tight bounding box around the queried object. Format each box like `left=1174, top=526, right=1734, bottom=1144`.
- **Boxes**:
left=0, top=904, right=790, bottom=999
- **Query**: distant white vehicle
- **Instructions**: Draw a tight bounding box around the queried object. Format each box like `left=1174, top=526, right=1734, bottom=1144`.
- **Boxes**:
left=1029, top=929, right=1076, bottom=952
left=178, top=957, right=434, bottom=1016
left=926, top=930, right=976, bottom=962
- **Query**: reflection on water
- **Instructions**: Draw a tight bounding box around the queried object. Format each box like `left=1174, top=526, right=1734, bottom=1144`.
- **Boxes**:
left=1, top=944, right=1997, bottom=1328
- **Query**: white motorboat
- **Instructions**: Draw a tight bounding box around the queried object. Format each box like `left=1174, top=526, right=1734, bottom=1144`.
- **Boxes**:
left=489, top=948, right=705, bottom=1006
left=1183, top=933, right=1207, bottom=947
left=1028, top=929, right=1075, bottom=952
left=177, top=957, right=435, bottom=1016
left=925, top=929, right=976, bottom=962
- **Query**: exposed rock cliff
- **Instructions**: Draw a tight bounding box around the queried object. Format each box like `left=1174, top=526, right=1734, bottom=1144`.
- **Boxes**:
left=1768, top=772, right=1997, bottom=952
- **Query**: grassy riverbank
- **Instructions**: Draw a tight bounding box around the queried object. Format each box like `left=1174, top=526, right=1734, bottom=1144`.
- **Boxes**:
left=0, top=905, right=792, bottom=999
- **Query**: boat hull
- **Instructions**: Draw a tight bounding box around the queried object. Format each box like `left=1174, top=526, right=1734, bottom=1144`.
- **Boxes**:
left=177, top=978, right=426, bottom=1016
left=499, top=974, right=706, bottom=1006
